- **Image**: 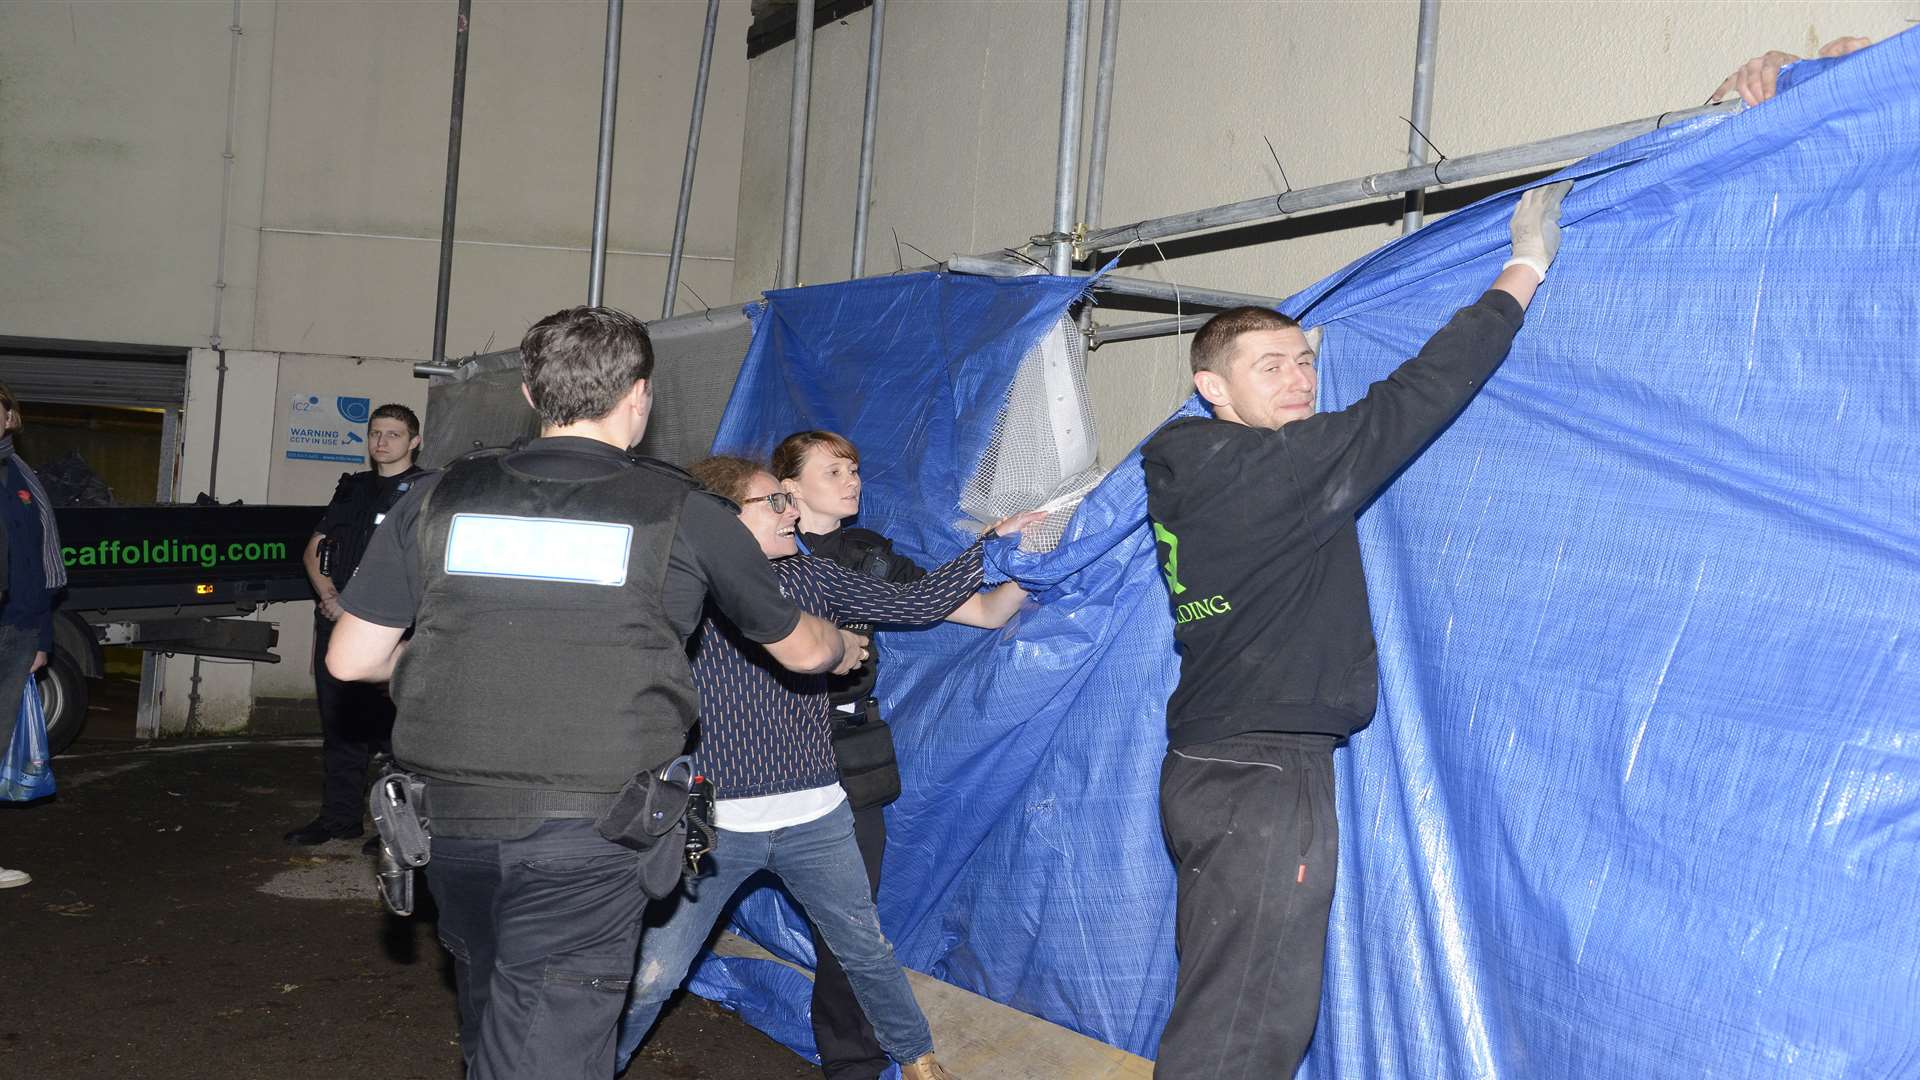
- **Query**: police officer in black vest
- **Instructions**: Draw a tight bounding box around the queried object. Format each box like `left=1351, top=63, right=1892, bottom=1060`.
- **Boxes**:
left=285, top=403, right=430, bottom=847
left=325, top=306, right=863, bottom=1080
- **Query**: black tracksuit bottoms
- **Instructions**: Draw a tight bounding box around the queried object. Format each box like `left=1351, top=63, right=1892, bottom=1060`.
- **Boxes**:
left=1155, top=733, right=1339, bottom=1080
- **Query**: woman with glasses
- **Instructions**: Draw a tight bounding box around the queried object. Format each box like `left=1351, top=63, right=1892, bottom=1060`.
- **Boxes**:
left=770, top=429, right=1032, bottom=1080
left=617, top=455, right=1038, bottom=1080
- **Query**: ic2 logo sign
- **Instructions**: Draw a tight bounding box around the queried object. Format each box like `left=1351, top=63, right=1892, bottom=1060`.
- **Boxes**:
left=285, top=392, right=374, bottom=464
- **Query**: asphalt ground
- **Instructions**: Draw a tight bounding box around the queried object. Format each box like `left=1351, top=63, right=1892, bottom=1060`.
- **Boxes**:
left=2, top=701, right=818, bottom=1080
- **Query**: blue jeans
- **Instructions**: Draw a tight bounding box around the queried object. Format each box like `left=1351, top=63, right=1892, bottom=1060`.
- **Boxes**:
left=616, top=800, right=933, bottom=1067
left=426, top=819, right=648, bottom=1080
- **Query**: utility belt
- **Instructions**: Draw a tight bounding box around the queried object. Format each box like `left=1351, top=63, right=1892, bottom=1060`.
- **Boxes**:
left=367, top=759, right=716, bottom=916
left=830, top=697, right=901, bottom=810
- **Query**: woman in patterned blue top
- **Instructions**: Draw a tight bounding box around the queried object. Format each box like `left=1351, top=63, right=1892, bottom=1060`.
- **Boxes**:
left=617, top=455, right=1040, bottom=1080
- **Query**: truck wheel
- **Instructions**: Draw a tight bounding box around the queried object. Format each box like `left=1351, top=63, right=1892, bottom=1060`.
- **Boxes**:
left=38, top=651, right=90, bottom=757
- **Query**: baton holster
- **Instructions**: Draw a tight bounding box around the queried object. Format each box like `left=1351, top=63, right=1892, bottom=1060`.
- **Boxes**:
left=369, top=769, right=431, bottom=916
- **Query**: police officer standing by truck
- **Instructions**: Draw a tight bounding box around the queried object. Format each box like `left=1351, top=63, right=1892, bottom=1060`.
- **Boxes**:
left=325, top=306, right=861, bottom=1080
left=284, top=403, right=430, bottom=847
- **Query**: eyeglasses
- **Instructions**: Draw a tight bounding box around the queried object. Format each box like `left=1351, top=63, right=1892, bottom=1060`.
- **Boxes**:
left=741, top=491, right=794, bottom=513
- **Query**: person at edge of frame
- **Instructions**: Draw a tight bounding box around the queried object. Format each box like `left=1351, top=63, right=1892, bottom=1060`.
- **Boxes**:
left=324, top=305, right=863, bottom=1080
left=770, top=429, right=1031, bottom=1080
left=0, top=382, right=65, bottom=890
left=1141, top=181, right=1573, bottom=1079
left=284, top=403, right=430, bottom=849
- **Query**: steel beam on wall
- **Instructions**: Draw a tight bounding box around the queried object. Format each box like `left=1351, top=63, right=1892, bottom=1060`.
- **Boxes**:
left=1047, top=0, right=1090, bottom=275
left=663, top=0, right=720, bottom=318
left=850, top=0, right=886, bottom=277
left=587, top=0, right=624, bottom=306
left=431, top=0, right=472, bottom=363
left=1082, top=0, right=1121, bottom=235
left=777, top=0, right=818, bottom=289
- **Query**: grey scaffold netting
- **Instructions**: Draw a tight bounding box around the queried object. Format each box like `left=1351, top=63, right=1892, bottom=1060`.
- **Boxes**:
left=683, top=34, right=1919, bottom=1078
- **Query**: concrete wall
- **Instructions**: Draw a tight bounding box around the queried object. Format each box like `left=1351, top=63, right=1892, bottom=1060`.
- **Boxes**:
left=732, top=1, right=1917, bottom=461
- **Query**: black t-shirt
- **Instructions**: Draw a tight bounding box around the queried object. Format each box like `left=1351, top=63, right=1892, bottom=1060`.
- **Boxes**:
left=1143, top=290, right=1524, bottom=748
left=339, top=437, right=801, bottom=644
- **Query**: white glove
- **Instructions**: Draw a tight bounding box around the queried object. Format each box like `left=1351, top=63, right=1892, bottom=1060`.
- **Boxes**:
left=1504, top=180, right=1573, bottom=281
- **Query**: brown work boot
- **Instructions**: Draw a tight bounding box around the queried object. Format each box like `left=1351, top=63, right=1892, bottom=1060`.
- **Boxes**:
left=900, top=1052, right=957, bottom=1080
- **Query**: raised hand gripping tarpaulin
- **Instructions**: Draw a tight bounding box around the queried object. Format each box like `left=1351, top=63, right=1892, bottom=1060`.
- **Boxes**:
left=681, top=32, right=1919, bottom=1079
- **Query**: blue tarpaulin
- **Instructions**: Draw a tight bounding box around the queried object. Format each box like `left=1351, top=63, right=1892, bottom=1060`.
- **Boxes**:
left=682, top=32, right=1918, bottom=1078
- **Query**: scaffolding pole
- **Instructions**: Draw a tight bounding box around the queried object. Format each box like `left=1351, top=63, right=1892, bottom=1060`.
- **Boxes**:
left=850, top=0, right=886, bottom=277
left=1083, top=98, right=1739, bottom=252
left=663, top=0, right=719, bottom=318
left=1088, top=313, right=1209, bottom=348
left=1047, top=0, right=1090, bottom=275
left=430, top=0, right=471, bottom=366
left=778, top=0, right=817, bottom=289
left=1401, top=0, right=1440, bottom=234
left=1082, top=0, right=1121, bottom=233
left=947, top=254, right=1282, bottom=311
left=587, top=0, right=623, bottom=307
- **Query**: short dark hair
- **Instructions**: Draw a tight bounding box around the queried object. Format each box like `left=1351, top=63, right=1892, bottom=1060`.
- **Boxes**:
left=519, top=306, right=655, bottom=426
left=770, top=430, right=858, bottom=482
left=370, top=403, right=420, bottom=438
left=688, top=454, right=767, bottom=505
left=1190, top=307, right=1301, bottom=376
left=0, top=382, right=22, bottom=432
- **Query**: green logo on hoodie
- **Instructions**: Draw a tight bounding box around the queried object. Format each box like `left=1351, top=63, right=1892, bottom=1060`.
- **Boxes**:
left=1154, top=521, right=1233, bottom=624
left=1153, top=522, right=1187, bottom=595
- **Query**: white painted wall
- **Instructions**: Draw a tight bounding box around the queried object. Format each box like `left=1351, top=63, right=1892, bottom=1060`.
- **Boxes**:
left=732, top=1, right=1917, bottom=460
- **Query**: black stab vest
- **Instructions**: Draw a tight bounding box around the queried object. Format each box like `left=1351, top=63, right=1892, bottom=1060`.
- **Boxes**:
left=390, top=449, right=697, bottom=793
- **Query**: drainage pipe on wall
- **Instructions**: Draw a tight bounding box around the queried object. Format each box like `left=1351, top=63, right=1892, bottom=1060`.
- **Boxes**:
left=662, top=0, right=718, bottom=318
left=777, top=0, right=817, bottom=289
left=1401, top=0, right=1440, bottom=234
left=1047, top=0, right=1090, bottom=276
left=849, top=0, right=886, bottom=277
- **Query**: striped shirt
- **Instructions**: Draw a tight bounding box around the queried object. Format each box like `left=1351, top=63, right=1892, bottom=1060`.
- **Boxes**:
left=690, top=540, right=986, bottom=800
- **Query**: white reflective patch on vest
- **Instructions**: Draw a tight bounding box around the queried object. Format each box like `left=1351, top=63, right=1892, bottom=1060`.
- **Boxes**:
left=444, top=513, right=631, bottom=586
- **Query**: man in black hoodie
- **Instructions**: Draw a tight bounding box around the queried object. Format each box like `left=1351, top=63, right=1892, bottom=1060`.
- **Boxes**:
left=1141, top=181, right=1571, bottom=1078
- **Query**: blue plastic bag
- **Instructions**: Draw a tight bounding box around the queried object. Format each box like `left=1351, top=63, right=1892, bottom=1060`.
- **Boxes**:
left=1, top=679, right=56, bottom=802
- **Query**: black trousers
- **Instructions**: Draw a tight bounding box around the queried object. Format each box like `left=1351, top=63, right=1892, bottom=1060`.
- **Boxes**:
left=312, top=618, right=396, bottom=830
left=426, top=819, right=647, bottom=1080
left=1155, top=734, right=1339, bottom=1080
left=807, top=800, right=892, bottom=1080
